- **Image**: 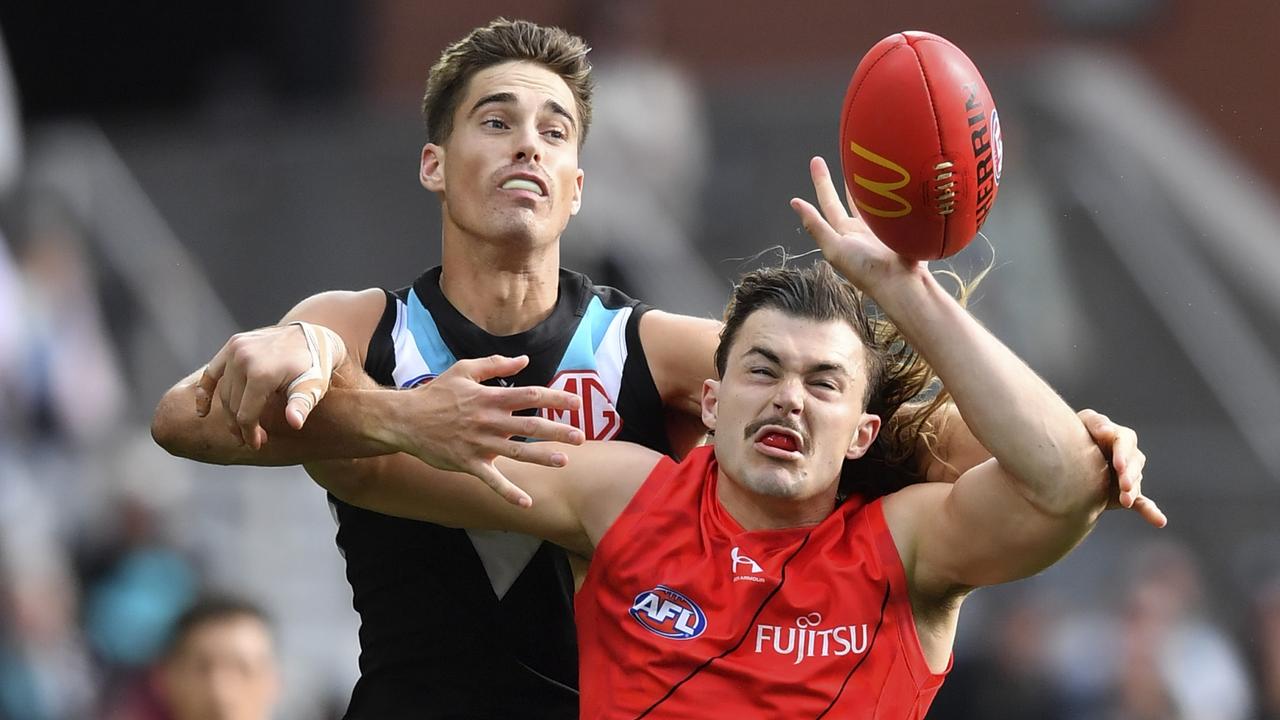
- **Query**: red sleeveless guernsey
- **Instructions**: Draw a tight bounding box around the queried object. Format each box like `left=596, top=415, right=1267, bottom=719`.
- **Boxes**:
left=576, top=446, right=949, bottom=719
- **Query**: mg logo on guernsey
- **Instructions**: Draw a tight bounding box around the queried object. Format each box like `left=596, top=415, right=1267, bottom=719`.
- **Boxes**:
left=754, top=612, right=870, bottom=665
left=630, top=586, right=707, bottom=640
left=540, top=370, right=620, bottom=441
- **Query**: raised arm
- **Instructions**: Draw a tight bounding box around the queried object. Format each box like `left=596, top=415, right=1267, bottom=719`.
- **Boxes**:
left=791, top=156, right=1160, bottom=599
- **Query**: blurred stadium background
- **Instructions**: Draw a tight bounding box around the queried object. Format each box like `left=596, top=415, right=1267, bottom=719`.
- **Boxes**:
left=0, top=0, right=1277, bottom=717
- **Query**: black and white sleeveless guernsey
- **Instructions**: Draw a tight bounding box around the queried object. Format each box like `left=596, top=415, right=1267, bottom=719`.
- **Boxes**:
left=332, top=267, right=673, bottom=719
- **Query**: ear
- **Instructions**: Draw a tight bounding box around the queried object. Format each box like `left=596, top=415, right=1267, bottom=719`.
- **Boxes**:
left=700, top=379, right=720, bottom=432
left=845, top=413, right=882, bottom=460
left=569, top=167, right=585, bottom=216
left=420, top=143, right=445, bottom=192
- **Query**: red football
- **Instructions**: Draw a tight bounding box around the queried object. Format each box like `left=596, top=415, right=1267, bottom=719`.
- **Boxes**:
left=839, top=31, right=1003, bottom=260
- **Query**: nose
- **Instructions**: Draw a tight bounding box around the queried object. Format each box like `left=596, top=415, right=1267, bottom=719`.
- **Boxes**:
left=772, top=377, right=804, bottom=418
left=512, top=123, right=541, bottom=164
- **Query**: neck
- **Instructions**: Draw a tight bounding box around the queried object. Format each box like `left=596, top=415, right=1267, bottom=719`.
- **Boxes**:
left=439, top=228, right=562, bottom=336
left=715, top=467, right=836, bottom=531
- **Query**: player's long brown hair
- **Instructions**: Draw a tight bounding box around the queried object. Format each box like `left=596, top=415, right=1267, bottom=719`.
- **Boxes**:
left=422, top=18, right=594, bottom=147
left=715, top=260, right=980, bottom=502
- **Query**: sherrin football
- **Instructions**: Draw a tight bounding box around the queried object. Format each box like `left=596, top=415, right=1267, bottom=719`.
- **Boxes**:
left=839, top=31, right=1003, bottom=260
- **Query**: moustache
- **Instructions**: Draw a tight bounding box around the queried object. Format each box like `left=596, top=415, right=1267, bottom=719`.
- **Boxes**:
left=743, top=417, right=809, bottom=449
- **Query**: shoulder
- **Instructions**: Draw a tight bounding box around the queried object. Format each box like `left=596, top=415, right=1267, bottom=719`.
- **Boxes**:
left=637, top=309, right=721, bottom=343
left=288, top=286, right=386, bottom=317
left=636, top=310, right=722, bottom=412
left=283, top=288, right=389, bottom=367
left=880, top=482, right=949, bottom=532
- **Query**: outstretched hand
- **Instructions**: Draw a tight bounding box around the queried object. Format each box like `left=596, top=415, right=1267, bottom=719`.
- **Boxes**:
left=390, top=354, right=585, bottom=508
left=789, top=156, right=922, bottom=292
left=792, top=157, right=1166, bottom=530
left=195, top=322, right=347, bottom=449
left=1078, top=409, right=1167, bottom=528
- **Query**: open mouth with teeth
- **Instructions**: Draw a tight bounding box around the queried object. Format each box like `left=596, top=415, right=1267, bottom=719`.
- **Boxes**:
left=501, top=178, right=545, bottom=196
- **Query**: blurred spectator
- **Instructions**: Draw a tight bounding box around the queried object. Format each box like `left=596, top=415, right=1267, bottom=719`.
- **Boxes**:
left=1050, top=538, right=1255, bottom=720
left=106, top=596, right=280, bottom=720
left=931, top=590, right=1068, bottom=720
left=1121, top=540, right=1253, bottom=720
left=80, top=494, right=198, bottom=679
left=563, top=0, right=724, bottom=317
left=9, top=190, right=126, bottom=447
left=159, top=598, right=279, bottom=720
left=0, top=229, right=27, bottom=445
left=0, top=550, right=97, bottom=720
left=0, top=175, right=198, bottom=716
left=1111, top=571, right=1185, bottom=719
left=0, top=21, right=24, bottom=444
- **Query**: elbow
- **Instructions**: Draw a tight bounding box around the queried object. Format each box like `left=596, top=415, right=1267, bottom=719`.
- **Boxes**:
left=1025, top=443, right=1111, bottom=521
left=151, top=418, right=214, bottom=464
left=306, top=459, right=367, bottom=506
left=150, top=393, right=230, bottom=464
left=151, top=400, right=189, bottom=458
left=1069, top=437, right=1113, bottom=517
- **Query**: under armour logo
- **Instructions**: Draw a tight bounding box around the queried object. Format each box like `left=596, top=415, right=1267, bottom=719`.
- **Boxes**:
left=731, top=546, right=763, bottom=575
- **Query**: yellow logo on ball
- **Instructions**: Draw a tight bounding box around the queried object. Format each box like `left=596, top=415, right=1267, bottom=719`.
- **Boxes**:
left=849, top=140, right=912, bottom=218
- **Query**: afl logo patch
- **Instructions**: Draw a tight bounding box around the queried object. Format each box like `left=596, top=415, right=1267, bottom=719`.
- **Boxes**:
left=630, top=585, right=707, bottom=640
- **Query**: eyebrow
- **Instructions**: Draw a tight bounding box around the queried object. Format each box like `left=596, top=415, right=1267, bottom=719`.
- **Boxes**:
left=745, top=346, right=851, bottom=377
left=468, top=93, right=577, bottom=131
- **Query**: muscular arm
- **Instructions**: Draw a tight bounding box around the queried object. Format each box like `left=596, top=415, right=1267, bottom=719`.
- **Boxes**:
left=151, top=289, right=392, bottom=465
left=793, top=157, right=1114, bottom=598
left=153, top=369, right=400, bottom=465
left=879, top=271, right=1110, bottom=593
left=153, top=287, right=585, bottom=486
left=307, top=440, right=660, bottom=557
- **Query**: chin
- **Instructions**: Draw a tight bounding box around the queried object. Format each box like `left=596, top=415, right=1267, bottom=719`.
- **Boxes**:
left=738, top=469, right=805, bottom=499
left=491, top=214, right=563, bottom=247
left=479, top=220, right=536, bottom=247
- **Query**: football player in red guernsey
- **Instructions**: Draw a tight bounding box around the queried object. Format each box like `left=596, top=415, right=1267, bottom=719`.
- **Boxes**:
left=309, top=157, right=1164, bottom=718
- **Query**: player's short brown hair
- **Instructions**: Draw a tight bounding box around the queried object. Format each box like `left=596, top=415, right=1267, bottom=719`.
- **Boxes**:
left=715, top=261, right=952, bottom=501
left=422, top=18, right=594, bottom=147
